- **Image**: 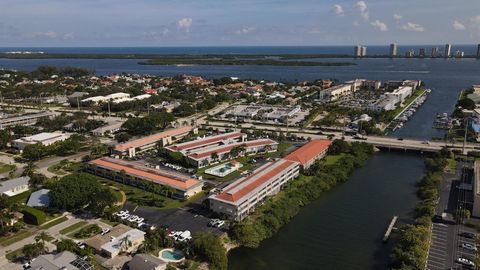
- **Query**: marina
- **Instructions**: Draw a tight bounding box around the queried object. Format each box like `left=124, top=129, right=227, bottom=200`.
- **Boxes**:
left=387, top=90, right=429, bottom=132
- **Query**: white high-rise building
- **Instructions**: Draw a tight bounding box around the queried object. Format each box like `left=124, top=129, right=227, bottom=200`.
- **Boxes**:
left=445, top=43, right=452, bottom=58
left=390, top=43, right=397, bottom=57
left=360, top=46, right=367, bottom=57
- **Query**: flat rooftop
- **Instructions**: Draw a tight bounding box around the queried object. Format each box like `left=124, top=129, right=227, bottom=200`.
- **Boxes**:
left=114, top=126, right=193, bottom=151
left=90, top=157, right=201, bottom=191
left=187, top=139, right=277, bottom=160
left=165, top=132, right=245, bottom=152
left=213, top=159, right=298, bottom=204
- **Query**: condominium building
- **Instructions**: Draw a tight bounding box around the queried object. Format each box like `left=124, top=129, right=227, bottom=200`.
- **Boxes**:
left=390, top=43, right=397, bottom=57
left=88, top=157, right=203, bottom=198
left=112, top=126, right=197, bottom=158
left=477, top=44, right=480, bottom=58
left=185, top=139, right=278, bottom=168
left=209, top=159, right=300, bottom=220
left=385, top=86, right=413, bottom=103
left=283, top=139, right=332, bottom=170
left=419, top=48, right=426, bottom=57
left=165, top=132, right=246, bottom=154
left=12, top=132, right=71, bottom=150
left=431, top=47, right=439, bottom=58
left=0, top=111, right=58, bottom=129
left=445, top=43, right=452, bottom=58
left=318, top=84, right=355, bottom=102
left=354, top=45, right=367, bottom=57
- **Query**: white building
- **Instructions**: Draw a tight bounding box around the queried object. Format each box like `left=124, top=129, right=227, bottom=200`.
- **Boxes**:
left=370, top=97, right=397, bottom=111
left=0, top=111, right=58, bottom=129
left=0, top=176, right=30, bottom=197
left=13, top=132, right=71, bottom=150
left=209, top=159, right=300, bottom=220
left=91, top=121, right=123, bottom=136
left=385, top=86, right=413, bottom=103
left=318, top=84, right=354, bottom=102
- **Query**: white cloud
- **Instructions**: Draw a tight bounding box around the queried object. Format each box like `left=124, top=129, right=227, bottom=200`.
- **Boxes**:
left=393, top=14, right=402, bottom=20
left=332, top=4, right=344, bottom=16
left=400, top=22, right=425, bottom=32
left=371, top=20, right=388, bottom=32
left=234, top=26, right=255, bottom=35
left=356, top=1, right=369, bottom=21
left=453, top=20, right=466, bottom=30
left=31, top=31, right=57, bottom=38
left=62, top=32, right=74, bottom=40
left=177, top=18, right=193, bottom=32
left=468, top=15, right=480, bottom=38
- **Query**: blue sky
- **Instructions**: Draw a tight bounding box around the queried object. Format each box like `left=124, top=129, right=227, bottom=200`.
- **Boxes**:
left=1, top=0, right=479, bottom=46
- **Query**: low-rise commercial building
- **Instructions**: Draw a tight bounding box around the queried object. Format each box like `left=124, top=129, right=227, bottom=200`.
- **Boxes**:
left=88, top=157, right=203, bottom=198
left=370, top=97, right=398, bottom=111
left=0, top=111, right=58, bottom=129
left=318, top=84, right=354, bottom=102
left=85, top=224, right=145, bottom=258
left=186, top=139, right=278, bottom=168
left=284, top=139, right=332, bottom=170
left=0, top=176, right=30, bottom=197
left=209, top=158, right=300, bottom=220
left=113, top=126, right=196, bottom=158
left=385, top=86, right=413, bottom=103
left=91, top=121, right=123, bottom=136
left=12, top=132, right=71, bottom=150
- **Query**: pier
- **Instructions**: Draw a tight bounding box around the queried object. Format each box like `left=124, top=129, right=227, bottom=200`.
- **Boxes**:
left=383, top=215, right=398, bottom=242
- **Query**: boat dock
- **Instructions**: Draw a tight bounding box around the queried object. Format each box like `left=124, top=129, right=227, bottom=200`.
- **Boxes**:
left=383, top=216, right=398, bottom=242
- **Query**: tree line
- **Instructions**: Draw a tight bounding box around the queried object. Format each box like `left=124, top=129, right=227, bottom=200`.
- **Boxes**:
left=230, top=140, right=374, bottom=248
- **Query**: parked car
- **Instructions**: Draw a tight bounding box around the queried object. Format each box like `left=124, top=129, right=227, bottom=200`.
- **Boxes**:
left=101, top=228, right=110, bottom=236
left=457, top=257, right=475, bottom=267
left=459, top=232, right=476, bottom=239
left=461, top=243, right=478, bottom=251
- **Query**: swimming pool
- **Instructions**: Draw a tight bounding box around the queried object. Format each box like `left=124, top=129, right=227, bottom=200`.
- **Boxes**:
left=160, top=249, right=185, bottom=262
left=205, top=161, right=243, bottom=177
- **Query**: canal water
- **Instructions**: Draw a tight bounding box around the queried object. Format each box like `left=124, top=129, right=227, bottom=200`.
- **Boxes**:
left=228, top=152, right=425, bottom=270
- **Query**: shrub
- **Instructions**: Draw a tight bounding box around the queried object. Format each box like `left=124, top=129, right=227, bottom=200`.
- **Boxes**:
left=22, top=207, right=46, bottom=225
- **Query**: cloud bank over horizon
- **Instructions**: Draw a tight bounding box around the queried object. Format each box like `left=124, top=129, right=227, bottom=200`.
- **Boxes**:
left=0, top=0, right=479, bottom=46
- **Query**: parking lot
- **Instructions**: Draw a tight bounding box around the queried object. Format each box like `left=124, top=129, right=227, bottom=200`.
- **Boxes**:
left=122, top=203, right=225, bottom=235
left=426, top=223, right=449, bottom=270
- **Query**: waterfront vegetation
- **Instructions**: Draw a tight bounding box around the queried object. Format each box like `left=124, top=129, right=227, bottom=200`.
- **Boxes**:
left=229, top=139, right=374, bottom=248
left=390, top=148, right=450, bottom=270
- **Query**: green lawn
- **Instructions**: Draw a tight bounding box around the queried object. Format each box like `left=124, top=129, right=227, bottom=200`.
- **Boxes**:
left=0, top=230, right=32, bottom=247
left=8, top=190, right=32, bottom=205
left=0, top=163, right=16, bottom=174
left=100, top=218, right=119, bottom=227
left=5, top=247, right=24, bottom=261
left=47, top=161, right=82, bottom=175
left=39, top=216, right=68, bottom=230
left=322, top=154, right=346, bottom=166
left=68, top=224, right=101, bottom=239
left=59, top=221, right=88, bottom=235
left=445, top=158, right=457, bottom=173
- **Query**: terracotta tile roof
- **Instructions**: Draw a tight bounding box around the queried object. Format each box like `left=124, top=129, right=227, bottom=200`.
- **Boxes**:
left=283, top=139, right=332, bottom=165
left=187, top=139, right=277, bottom=160
left=114, top=126, right=193, bottom=151
left=214, top=159, right=298, bottom=203
left=165, top=132, right=244, bottom=152
left=90, top=157, right=200, bottom=191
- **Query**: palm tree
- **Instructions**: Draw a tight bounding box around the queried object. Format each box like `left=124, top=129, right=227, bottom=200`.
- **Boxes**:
left=163, top=186, right=175, bottom=199
left=22, top=161, right=37, bottom=177
left=34, top=231, right=49, bottom=253
left=210, top=152, right=219, bottom=163
left=119, top=235, right=132, bottom=253
left=119, top=169, right=127, bottom=185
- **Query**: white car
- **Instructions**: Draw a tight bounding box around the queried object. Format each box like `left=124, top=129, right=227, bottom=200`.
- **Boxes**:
left=120, top=214, right=131, bottom=220
left=128, top=215, right=139, bottom=222
left=457, top=257, right=475, bottom=267
left=215, top=220, right=225, bottom=228
left=136, top=218, right=144, bottom=224
left=177, top=230, right=191, bottom=242
left=100, top=228, right=110, bottom=236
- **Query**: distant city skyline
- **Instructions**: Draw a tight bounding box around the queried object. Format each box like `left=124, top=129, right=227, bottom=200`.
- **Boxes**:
left=0, top=0, right=479, bottom=47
